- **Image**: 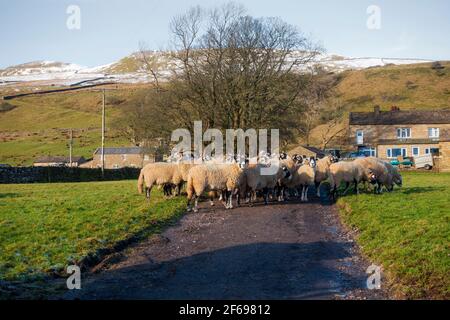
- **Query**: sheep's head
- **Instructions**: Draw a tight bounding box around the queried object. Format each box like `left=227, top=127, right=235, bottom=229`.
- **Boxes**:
left=368, top=170, right=377, bottom=184
left=238, top=159, right=248, bottom=169
left=293, top=154, right=303, bottom=165
left=331, top=155, right=339, bottom=163
left=279, top=152, right=288, bottom=160
left=309, top=157, right=317, bottom=168
left=281, top=165, right=292, bottom=180
left=394, top=174, right=403, bottom=187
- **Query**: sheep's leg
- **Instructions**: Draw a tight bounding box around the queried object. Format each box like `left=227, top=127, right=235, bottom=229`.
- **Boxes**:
left=262, top=187, right=269, bottom=205
left=284, top=188, right=290, bottom=201
left=354, top=179, right=359, bottom=195
left=228, top=191, right=234, bottom=209
left=146, top=185, right=152, bottom=201
left=342, top=182, right=351, bottom=195
left=186, top=194, right=193, bottom=212
left=315, top=182, right=321, bottom=197
left=329, top=184, right=337, bottom=201
left=193, top=195, right=199, bottom=213
left=209, top=193, right=215, bottom=207
left=221, top=190, right=228, bottom=208
left=176, top=183, right=182, bottom=196
left=304, top=186, right=309, bottom=202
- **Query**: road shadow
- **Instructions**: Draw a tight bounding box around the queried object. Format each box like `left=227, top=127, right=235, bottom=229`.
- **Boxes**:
left=64, top=241, right=367, bottom=300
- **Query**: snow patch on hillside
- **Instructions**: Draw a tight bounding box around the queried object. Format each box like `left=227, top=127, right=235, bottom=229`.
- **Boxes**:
left=0, top=53, right=434, bottom=87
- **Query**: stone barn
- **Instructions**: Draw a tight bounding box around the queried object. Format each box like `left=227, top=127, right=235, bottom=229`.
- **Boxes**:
left=83, top=147, right=160, bottom=169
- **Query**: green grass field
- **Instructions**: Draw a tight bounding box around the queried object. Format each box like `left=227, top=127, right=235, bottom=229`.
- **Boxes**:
left=338, top=172, right=450, bottom=299
left=0, top=181, right=186, bottom=286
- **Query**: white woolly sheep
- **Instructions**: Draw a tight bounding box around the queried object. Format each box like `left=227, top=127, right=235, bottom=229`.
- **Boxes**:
left=382, top=161, right=403, bottom=191
left=329, top=161, right=376, bottom=198
left=314, top=154, right=338, bottom=198
left=295, top=158, right=316, bottom=202
left=186, top=163, right=246, bottom=212
left=243, top=162, right=292, bottom=205
left=353, top=157, right=390, bottom=194
left=137, top=162, right=184, bottom=200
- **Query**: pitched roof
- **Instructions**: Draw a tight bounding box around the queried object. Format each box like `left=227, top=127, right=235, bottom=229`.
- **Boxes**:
left=349, top=109, right=450, bottom=125
left=34, top=156, right=85, bottom=163
left=93, top=147, right=144, bottom=155
left=290, top=145, right=325, bottom=155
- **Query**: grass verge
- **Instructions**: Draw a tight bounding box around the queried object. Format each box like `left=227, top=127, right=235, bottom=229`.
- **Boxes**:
left=337, top=171, right=450, bottom=299
left=0, top=180, right=186, bottom=298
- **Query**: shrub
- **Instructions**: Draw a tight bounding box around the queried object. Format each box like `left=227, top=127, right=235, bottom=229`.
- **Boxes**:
left=0, top=102, right=16, bottom=112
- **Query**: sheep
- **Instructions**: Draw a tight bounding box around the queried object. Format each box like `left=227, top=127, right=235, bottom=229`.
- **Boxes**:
left=328, top=161, right=376, bottom=199
left=243, top=162, right=292, bottom=205
left=186, top=163, right=246, bottom=213
left=276, top=155, right=301, bottom=201
left=314, top=154, right=338, bottom=198
left=383, top=161, right=402, bottom=190
left=353, top=157, right=390, bottom=194
left=295, top=158, right=316, bottom=202
left=137, top=162, right=184, bottom=200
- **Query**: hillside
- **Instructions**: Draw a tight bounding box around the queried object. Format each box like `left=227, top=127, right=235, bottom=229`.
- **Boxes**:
left=1, top=61, right=449, bottom=165
left=305, top=61, right=450, bottom=148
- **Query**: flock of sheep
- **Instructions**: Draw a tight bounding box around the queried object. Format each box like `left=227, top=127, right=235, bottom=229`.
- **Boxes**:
left=137, top=152, right=403, bottom=212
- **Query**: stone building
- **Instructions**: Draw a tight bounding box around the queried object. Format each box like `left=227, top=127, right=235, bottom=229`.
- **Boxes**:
left=349, top=106, right=450, bottom=171
left=33, top=156, right=86, bottom=167
left=82, top=147, right=159, bottom=169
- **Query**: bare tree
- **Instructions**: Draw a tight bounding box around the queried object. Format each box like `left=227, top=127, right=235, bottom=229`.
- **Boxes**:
left=121, top=3, right=331, bottom=148
left=318, top=99, right=347, bottom=149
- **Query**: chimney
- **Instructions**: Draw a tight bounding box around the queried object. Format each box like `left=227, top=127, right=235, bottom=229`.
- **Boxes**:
left=374, top=105, right=380, bottom=115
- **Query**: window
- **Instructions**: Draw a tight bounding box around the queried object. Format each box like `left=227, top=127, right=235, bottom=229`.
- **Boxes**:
left=356, top=130, right=364, bottom=144
left=425, top=148, right=430, bottom=155
left=387, top=148, right=407, bottom=158
left=358, top=147, right=375, bottom=157
left=412, top=147, right=420, bottom=156
left=430, top=148, right=440, bottom=155
left=397, top=128, right=411, bottom=139
left=428, top=128, right=440, bottom=138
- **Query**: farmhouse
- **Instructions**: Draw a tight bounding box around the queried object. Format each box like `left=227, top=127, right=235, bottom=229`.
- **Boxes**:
left=33, top=156, right=86, bottom=167
left=349, top=106, right=450, bottom=171
left=82, top=147, right=160, bottom=169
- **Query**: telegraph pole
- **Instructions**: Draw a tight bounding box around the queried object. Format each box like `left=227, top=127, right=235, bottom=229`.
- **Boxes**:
left=69, top=129, right=73, bottom=167
left=101, top=88, right=105, bottom=176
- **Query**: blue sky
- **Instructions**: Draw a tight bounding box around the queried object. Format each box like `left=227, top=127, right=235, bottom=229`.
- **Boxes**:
left=0, top=0, right=449, bottom=68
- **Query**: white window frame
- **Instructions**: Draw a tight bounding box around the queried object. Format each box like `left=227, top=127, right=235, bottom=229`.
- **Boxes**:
left=387, top=147, right=407, bottom=158
left=356, top=130, right=364, bottom=144
left=424, top=148, right=430, bottom=155
left=397, top=128, right=411, bottom=139
left=412, top=146, right=420, bottom=157
left=428, top=128, right=440, bottom=138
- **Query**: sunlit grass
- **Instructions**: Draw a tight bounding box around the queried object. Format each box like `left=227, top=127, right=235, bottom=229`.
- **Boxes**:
left=0, top=180, right=186, bottom=282
left=338, top=172, right=450, bottom=299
